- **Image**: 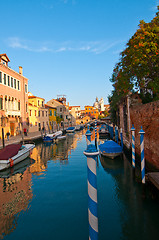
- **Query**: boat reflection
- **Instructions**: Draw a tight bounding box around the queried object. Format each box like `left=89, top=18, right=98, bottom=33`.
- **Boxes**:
left=0, top=131, right=84, bottom=238
left=100, top=154, right=124, bottom=176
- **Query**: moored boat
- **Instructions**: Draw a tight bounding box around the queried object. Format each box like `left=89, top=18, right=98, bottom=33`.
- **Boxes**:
left=99, top=125, right=110, bottom=138
left=43, top=130, right=62, bottom=142
left=75, top=125, right=81, bottom=131
left=99, top=140, right=122, bottom=159
left=0, top=143, right=35, bottom=171
left=56, top=135, right=66, bottom=140
left=66, top=127, right=75, bottom=133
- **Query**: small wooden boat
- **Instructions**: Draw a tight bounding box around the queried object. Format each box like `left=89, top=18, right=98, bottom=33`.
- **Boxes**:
left=56, top=135, right=66, bottom=140
left=0, top=143, right=35, bottom=171
left=43, top=131, right=62, bottom=142
left=99, top=140, right=122, bottom=159
left=66, top=127, right=75, bottom=133
left=75, top=125, right=81, bottom=131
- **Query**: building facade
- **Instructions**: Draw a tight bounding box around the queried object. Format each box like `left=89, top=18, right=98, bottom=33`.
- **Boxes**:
left=85, top=105, right=99, bottom=119
left=45, top=104, right=57, bottom=131
left=0, top=53, right=28, bottom=137
left=28, top=93, right=49, bottom=132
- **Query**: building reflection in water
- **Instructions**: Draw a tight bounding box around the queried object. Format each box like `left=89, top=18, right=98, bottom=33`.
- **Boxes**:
left=0, top=166, right=33, bottom=239
left=0, top=130, right=84, bottom=239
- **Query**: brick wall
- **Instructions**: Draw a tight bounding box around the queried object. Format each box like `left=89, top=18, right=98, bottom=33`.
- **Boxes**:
left=130, top=100, right=159, bottom=169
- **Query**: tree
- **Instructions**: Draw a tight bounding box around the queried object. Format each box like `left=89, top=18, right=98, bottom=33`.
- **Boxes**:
left=108, top=6, right=159, bottom=123
left=110, top=6, right=159, bottom=102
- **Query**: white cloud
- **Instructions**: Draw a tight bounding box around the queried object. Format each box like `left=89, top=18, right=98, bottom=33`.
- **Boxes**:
left=7, top=37, right=120, bottom=54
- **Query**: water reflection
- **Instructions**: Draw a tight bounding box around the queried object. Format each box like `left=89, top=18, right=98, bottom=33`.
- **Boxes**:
left=0, top=167, right=33, bottom=239
left=0, top=131, right=84, bottom=239
left=99, top=149, right=159, bottom=240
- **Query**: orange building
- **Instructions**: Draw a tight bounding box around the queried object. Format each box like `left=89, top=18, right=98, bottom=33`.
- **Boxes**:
left=0, top=54, right=28, bottom=137
left=84, top=105, right=99, bottom=119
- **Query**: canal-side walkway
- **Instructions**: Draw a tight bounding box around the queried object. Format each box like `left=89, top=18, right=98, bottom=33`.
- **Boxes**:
left=0, top=131, right=43, bottom=149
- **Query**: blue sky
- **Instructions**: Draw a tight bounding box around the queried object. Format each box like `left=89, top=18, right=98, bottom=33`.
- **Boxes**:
left=0, top=0, right=158, bottom=109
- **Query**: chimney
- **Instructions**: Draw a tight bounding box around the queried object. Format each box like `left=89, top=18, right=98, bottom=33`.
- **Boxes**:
left=19, top=66, right=23, bottom=75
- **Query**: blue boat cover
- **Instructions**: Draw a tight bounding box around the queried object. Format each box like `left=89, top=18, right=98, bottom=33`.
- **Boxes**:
left=99, top=140, right=122, bottom=153
left=67, top=127, right=75, bottom=130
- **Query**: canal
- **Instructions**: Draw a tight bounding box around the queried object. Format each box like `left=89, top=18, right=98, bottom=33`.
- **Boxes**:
left=0, top=129, right=159, bottom=240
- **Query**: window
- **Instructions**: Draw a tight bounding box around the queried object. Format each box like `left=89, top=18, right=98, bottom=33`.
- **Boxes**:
left=54, top=111, right=56, bottom=117
left=18, top=102, right=20, bottom=110
left=8, top=76, right=10, bottom=86
left=50, top=110, right=52, bottom=116
left=14, top=79, right=16, bottom=89
left=17, top=80, right=20, bottom=90
left=42, top=111, right=44, bottom=117
left=38, top=100, right=40, bottom=106
left=35, top=110, right=37, bottom=116
left=26, top=103, right=27, bottom=112
left=11, top=77, right=13, bottom=87
left=4, top=74, right=6, bottom=85
left=60, top=108, right=62, bottom=112
left=46, top=111, right=47, bottom=117
left=35, top=122, right=37, bottom=126
left=0, top=72, right=2, bottom=83
left=38, top=111, right=40, bottom=117
left=30, top=110, right=31, bottom=116
left=0, top=98, right=3, bottom=110
left=25, top=84, right=28, bottom=93
left=42, top=101, right=44, bottom=107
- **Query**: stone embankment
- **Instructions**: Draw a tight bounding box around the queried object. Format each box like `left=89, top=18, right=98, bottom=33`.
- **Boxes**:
left=130, top=100, right=159, bottom=169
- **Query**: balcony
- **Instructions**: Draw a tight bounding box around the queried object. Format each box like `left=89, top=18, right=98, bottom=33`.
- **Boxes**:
left=5, top=109, right=21, bottom=117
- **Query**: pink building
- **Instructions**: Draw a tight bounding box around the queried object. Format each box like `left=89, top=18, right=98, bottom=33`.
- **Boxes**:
left=0, top=53, right=28, bottom=137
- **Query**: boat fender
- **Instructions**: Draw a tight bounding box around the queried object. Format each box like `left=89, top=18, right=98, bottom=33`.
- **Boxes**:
left=9, top=158, right=14, bottom=167
left=30, top=150, right=33, bottom=155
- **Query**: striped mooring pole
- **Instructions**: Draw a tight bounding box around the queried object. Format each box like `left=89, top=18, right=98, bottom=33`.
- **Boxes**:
left=95, top=119, right=97, bottom=146
left=139, top=126, right=145, bottom=184
left=131, top=125, right=135, bottom=168
left=86, top=128, right=92, bottom=146
left=84, top=131, right=99, bottom=240
left=120, top=128, right=123, bottom=150
left=115, top=126, right=118, bottom=144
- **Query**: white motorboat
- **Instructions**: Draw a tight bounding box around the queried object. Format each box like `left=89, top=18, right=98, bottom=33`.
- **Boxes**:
left=0, top=143, right=35, bottom=171
left=43, top=130, right=62, bottom=142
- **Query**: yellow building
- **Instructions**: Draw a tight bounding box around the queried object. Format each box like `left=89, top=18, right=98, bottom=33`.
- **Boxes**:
left=28, top=92, right=49, bottom=132
left=85, top=106, right=99, bottom=119
left=45, top=104, right=57, bottom=131
left=28, top=103, right=39, bottom=132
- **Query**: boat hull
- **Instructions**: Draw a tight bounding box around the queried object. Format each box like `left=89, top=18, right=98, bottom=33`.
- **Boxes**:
left=99, top=150, right=122, bottom=159
left=0, top=144, right=35, bottom=171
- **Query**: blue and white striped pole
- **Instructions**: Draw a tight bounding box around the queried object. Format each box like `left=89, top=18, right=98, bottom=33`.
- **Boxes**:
left=84, top=144, right=99, bottom=240
left=86, top=128, right=92, bottom=146
left=95, top=120, right=97, bottom=146
left=115, top=126, right=118, bottom=143
left=120, top=128, right=123, bottom=150
left=139, top=126, right=145, bottom=184
left=116, top=126, right=118, bottom=144
left=131, top=125, right=135, bottom=168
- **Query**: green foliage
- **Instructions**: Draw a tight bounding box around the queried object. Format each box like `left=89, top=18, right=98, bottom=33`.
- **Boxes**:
left=108, top=6, right=159, bottom=124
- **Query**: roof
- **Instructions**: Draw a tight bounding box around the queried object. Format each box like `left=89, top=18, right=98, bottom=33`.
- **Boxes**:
left=45, top=104, right=56, bottom=109
left=28, top=95, right=45, bottom=100
left=0, top=53, right=10, bottom=62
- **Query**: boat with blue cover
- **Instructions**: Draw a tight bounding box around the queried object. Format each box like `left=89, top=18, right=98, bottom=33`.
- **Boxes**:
left=43, top=131, right=62, bottom=142
left=66, top=127, right=75, bottom=133
left=99, top=140, right=122, bottom=159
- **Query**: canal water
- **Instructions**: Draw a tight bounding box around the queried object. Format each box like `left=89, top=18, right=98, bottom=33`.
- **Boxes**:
left=0, top=130, right=159, bottom=240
